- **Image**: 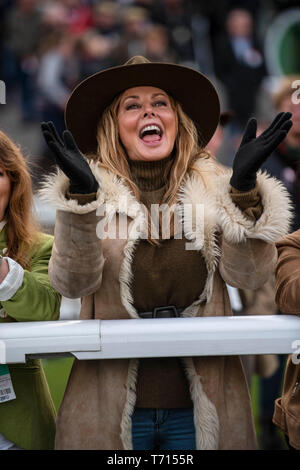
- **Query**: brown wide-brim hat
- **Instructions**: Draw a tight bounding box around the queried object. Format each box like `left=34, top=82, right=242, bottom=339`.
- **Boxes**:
left=65, top=56, right=220, bottom=154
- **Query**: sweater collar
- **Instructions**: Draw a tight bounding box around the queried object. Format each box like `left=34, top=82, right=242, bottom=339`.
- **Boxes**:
left=128, top=154, right=174, bottom=191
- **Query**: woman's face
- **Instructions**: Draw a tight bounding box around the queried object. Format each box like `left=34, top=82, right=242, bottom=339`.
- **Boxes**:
left=117, top=86, right=177, bottom=161
left=0, top=167, right=11, bottom=221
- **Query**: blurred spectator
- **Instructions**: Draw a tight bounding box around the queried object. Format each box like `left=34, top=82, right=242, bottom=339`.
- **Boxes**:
left=4, top=0, right=42, bottom=121
left=33, top=31, right=79, bottom=188
left=78, top=29, right=117, bottom=79
left=214, top=8, right=266, bottom=131
left=189, top=12, right=215, bottom=76
left=37, top=31, right=78, bottom=133
left=157, top=0, right=196, bottom=66
left=116, top=6, right=152, bottom=62
left=188, top=0, right=235, bottom=51
left=133, top=0, right=165, bottom=24
left=274, top=77, right=300, bottom=151
left=62, top=0, right=93, bottom=36
left=270, top=0, right=300, bottom=12
left=0, top=1, right=13, bottom=80
left=143, top=25, right=175, bottom=62
left=206, top=111, right=234, bottom=159
left=262, top=75, right=300, bottom=231
left=92, top=1, right=122, bottom=41
left=39, top=1, right=69, bottom=36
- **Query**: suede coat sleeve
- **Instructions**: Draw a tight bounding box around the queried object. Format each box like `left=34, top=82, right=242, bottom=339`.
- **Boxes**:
left=49, top=209, right=104, bottom=298
left=0, top=232, right=61, bottom=322
left=215, top=170, right=292, bottom=291
left=275, top=229, right=300, bottom=314
left=219, top=237, right=277, bottom=290
left=272, top=232, right=300, bottom=450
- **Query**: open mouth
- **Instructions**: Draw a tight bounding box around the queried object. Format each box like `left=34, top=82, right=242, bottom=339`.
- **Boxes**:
left=139, top=124, right=163, bottom=143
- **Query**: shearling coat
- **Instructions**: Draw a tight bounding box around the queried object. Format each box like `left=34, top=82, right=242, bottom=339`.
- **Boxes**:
left=41, top=157, right=292, bottom=450
left=273, top=229, right=300, bottom=450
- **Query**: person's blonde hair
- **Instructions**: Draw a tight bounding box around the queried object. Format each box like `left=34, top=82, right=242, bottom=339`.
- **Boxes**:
left=0, top=131, right=40, bottom=269
left=90, top=92, right=216, bottom=241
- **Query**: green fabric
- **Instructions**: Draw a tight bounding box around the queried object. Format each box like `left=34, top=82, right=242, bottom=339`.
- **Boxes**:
left=0, top=229, right=61, bottom=449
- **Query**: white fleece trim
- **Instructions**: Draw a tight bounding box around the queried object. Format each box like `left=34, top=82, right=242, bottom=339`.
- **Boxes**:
left=119, top=239, right=140, bottom=319
left=215, top=170, right=293, bottom=244
left=38, top=160, right=103, bottom=214
left=120, top=359, right=139, bottom=449
left=0, top=257, right=24, bottom=301
left=182, top=357, right=219, bottom=449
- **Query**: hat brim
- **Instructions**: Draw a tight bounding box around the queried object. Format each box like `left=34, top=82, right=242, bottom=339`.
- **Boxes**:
left=65, top=62, right=220, bottom=155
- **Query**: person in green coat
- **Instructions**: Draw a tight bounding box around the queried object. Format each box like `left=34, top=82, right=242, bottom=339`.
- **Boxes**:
left=0, top=130, right=61, bottom=450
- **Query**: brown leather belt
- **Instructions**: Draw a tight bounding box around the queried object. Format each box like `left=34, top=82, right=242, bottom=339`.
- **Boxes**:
left=138, top=305, right=185, bottom=319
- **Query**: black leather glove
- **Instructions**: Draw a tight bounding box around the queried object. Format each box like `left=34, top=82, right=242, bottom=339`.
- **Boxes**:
left=41, top=121, right=99, bottom=195
left=230, top=112, right=293, bottom=192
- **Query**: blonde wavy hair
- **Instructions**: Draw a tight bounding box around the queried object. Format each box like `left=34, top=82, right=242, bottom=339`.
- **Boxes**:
left=89, top=91, right=218, bottom=242
left=0, top=131, right=40, bottom=269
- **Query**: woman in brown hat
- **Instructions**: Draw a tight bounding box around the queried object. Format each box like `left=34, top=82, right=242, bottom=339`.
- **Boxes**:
left=40, top=56, right=293, bottom=450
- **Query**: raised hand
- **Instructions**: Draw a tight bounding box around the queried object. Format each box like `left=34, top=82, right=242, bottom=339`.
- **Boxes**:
left=41, top=121, right=99, bottom=194
left=230, top=112, right=293, bottom=192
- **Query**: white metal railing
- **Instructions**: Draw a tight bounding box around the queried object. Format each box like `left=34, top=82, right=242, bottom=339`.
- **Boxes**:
left=1, top=315, right=300, bottom=364
left=24, top=199, right=300, bottom=366
left=34, top=196, right=56, bottom=227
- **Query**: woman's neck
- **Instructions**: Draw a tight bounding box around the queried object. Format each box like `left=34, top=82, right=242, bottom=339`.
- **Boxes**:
left=128, top=154, right=174, bottom=191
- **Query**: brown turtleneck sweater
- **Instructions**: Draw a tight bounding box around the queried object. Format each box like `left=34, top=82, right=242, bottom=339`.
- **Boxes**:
left=129, top=156, right=262, bottom=408
left=130, top=156, right=204, bottom=408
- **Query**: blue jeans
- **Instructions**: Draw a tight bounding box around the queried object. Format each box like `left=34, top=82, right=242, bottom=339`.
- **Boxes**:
left=132, top=408, right=196, bottom=450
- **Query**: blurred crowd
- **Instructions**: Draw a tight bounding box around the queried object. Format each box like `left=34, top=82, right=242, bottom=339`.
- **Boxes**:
left=0, top=0, right=298, bottom=133
left=0, top=0, right=300, bottom=451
